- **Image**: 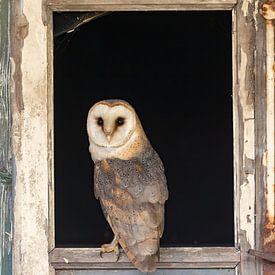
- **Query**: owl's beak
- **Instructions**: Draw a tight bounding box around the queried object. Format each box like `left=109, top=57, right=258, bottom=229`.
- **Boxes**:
left=106, top=134, right=111, bottom=143
left=104, top=129, right=113, bottom=143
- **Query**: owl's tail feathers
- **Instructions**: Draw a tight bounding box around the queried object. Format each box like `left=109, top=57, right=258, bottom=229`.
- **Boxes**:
left=133, top=254, right=158, bottom=273
left=118, top=236, right=158, bottom=272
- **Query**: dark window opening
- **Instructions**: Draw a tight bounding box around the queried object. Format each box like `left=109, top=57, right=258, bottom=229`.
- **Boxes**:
left=54, top=11, right=233, bottom=247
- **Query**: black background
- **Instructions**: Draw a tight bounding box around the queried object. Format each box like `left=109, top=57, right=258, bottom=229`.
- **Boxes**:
left=54, top=11, right=234, bottom=247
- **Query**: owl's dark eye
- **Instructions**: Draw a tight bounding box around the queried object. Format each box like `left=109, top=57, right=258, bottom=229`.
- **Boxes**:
left=116, top=117, right=125, bottom=126
left=97, top=117, right=104, bottom=126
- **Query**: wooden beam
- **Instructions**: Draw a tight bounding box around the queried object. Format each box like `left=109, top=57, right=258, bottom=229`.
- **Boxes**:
left=259, top=2, right=275, bottom=275
left=50, top=247, right=240, bottom=269
left=248, top=249, right=275, bottom=263
left=254, top=1, right=267, bottom=274
left=47, top=0, right=237, bottom=11
left=232, top=0, right=266, bottom=274
left=11, top=0, right=50, bottom=274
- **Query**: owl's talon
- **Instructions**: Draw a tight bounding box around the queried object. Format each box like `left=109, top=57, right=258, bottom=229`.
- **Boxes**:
left=157, top=249, right=160, bottom=262
left=114, top=247, right=121, bottom=262
left=100, top=236, right=119, bottom=261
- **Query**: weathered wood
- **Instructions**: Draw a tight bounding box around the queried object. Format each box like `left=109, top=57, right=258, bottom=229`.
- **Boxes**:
left=48, top=5, right=235, bottom=11
left=59, top=270, right=235, bottom=275
left=0, top=0, right=12, bottom=273
left=47, top=0, right=237, bottom=4
left=11, top=0, right=50, bottom=274
left=258, top=2, right=275, bottom=275
left=262, top=2, right=275, bottom=229
left=50, top=247, right=240, bottom=269
left=47, top=10, right=55, bottom=262
left=56, top=270, right=236, bottom=275
left=233, top=3, right=256, bottom=260
left=47, top=0, right=237, bottom=11
left=46, top=3, right=241, bottom=274
left=254, top=1, right=267, bottom=274
left=232, top=0, right=264, bottom=274
left=248, top=249, right=275, bottom=263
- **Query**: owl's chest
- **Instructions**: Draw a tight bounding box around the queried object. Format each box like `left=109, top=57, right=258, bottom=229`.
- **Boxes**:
left=95, top=159, right=144, bottom=202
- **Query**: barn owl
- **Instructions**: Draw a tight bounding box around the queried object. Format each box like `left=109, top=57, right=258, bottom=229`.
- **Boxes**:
left=87, top=99, right=168, bottom=272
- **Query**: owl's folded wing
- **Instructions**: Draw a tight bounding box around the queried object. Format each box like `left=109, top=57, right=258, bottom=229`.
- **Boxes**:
left=94, top=145, right=168, bottom=272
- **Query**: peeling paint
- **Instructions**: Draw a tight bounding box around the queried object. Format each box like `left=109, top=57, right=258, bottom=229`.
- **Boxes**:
left=244, top=120, right=255, bottom=160
left=234, top=1, right=259, bottom=273
left=240, top=173, right=255, bottom=246
left=239, top=49, right=255, bottom=119
left=244, top=156, right=255, bottom=175
left=10, top=9, right=29, bottom=112
left=12, top=0, right=49, bottom=274
left=254, top=0, right=260, bottom=31
left=238, top=38, right=256, bottom=250
left=242, top=0, right=253, bottom=17
left=264, top=229, right=275, bottom=246
left=16, top=14, right=29, bottom=40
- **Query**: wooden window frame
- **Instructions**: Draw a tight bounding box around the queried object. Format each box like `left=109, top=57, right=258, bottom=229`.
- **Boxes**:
left=10, top=0, right=268, bottom=274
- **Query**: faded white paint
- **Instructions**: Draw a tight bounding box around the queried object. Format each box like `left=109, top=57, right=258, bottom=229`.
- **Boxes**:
left=239, top=49, right=254, bottom=120
left=12, top=0, right=49, bottom=275
left=243, top=120, right=255, bottom=160
left=236, top=37, right=256, bottom=250
left=241, top=0, right=253, bottom=17
left=265, top=20, right=275, bottom=226
left=240, top=173, right=255, bottom=246
left=240, top=115, right=255, bottom=247
left=253, top=0, right=259, bottom=31
left=232, top=3, right=258, bottom=274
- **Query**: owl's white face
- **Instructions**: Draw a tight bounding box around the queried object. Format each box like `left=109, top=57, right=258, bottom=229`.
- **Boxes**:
left=87, top=102, right=136, bottom=148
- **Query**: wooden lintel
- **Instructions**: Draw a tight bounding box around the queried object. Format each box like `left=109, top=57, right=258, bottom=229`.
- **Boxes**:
left=47, top=0, right=237, bottom=11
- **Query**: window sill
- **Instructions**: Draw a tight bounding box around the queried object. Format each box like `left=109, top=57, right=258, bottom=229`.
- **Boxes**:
left=49, top=247, right=240, bottom=269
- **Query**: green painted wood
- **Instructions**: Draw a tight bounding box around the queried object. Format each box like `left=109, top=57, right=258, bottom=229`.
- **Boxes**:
left=0, top=0, right=12, bottom=273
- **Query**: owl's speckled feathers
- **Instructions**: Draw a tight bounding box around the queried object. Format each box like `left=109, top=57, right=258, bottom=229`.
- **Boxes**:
left=87, top=100, right=168, bottom=272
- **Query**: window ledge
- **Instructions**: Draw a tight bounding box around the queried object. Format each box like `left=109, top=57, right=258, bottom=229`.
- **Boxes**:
left=50, top=247, right=240, bottom=269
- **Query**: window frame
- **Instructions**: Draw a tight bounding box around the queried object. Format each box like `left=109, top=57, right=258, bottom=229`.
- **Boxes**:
left=10, top=0, right=268, bottom=274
